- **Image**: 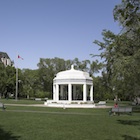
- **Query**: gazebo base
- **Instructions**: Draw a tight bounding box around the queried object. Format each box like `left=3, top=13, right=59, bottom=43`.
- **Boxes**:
left=44, top=100, right=95, bottom=108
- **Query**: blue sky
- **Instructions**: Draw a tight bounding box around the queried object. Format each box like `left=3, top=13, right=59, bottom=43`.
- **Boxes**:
left=0, top=0, right=122, bottom=69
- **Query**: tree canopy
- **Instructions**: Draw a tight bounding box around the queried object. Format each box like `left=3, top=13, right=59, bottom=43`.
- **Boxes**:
left=0, top=57, right=103, bottom=100
left=93, top=0, right=140, bottom=100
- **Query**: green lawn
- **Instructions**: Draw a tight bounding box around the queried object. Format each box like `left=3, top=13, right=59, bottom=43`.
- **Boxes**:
left=0, top=100, right=140, bottom=140
left=0, top=98, right=44, bottom=105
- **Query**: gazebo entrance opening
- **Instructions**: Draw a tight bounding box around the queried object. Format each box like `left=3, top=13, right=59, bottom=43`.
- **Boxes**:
left=59, top=85, right=68, bottom=100
left=72, top=85, right=83, bottom=100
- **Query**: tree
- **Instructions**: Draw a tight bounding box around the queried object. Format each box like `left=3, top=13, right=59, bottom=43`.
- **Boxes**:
left=89, top=60, right=103, bottom=76
left=21, top=69, right=39, bottom=98
left=93, top=0, right=140, bottom=100
left=0, top=63, right=16, bottom=98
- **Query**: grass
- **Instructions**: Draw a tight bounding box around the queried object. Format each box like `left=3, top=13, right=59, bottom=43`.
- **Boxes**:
left=0, top=99, right=140, bottom=140
left=0, top=98, right=44, bottom=104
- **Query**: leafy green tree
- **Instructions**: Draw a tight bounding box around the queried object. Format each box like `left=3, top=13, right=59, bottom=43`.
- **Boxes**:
left=21, top=69, right=39, bottom=98
left=0, top=63, right=16, bottom=98
left=93, top=0, right=140, bottom=100
left=5, top=66, right=16, bottom=97
left=89, top=60, right=103, bottom=76
left=0, top=63, right=7, bottom=97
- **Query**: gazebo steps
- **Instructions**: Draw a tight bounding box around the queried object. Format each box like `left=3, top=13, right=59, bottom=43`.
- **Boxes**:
left=44, top=102, right=95, bottom=108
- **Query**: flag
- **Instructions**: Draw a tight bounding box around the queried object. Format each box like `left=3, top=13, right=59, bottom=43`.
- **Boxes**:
left=18, top=55, right=23, bottom=60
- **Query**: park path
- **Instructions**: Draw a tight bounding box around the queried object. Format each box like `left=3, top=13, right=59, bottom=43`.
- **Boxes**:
left=5, top=103, right=113, bottom=108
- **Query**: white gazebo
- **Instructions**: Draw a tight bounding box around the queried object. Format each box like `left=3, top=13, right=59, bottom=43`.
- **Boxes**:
left=51, top=65, right=93, bottom=104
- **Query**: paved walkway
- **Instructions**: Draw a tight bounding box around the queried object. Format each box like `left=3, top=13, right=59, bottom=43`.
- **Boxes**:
left=5, top=103, right=112, bottom=108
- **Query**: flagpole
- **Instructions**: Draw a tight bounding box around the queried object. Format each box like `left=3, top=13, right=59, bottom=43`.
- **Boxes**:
left=15, top=54, right=18, bottom=100
left=15, top=67, right=18, bottom=100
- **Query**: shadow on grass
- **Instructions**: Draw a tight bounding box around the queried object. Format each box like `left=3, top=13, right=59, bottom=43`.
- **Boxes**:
left=117, top=120, right=140, bottom=126
left=132, top=106, right=140, bottom=113
left=122, top=135, right=140, bottom=140
left=0, top=127, right=20, bottom=140
left=117, top=120, right=140, bottom=140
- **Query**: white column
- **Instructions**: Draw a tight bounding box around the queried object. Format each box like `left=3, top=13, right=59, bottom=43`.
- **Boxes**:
left=68, top=84, right=72, bottom=102
left=83, top=84, right=87, bottom=102
left=53, top=85, right=56, bottom=101
left=90, top=85, right=93, bottom=101
left=56, top=84, right=59, bottom=102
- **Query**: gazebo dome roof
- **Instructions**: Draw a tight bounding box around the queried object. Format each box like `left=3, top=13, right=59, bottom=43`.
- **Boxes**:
left=54, top=65, right=92, bottom=80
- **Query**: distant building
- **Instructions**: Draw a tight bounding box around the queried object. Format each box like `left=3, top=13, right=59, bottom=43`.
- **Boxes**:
left=0, top=52, right=12, bottom=66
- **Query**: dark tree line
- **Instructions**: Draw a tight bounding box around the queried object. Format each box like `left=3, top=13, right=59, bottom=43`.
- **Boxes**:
left=0, top=57, right=104, bottom=100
